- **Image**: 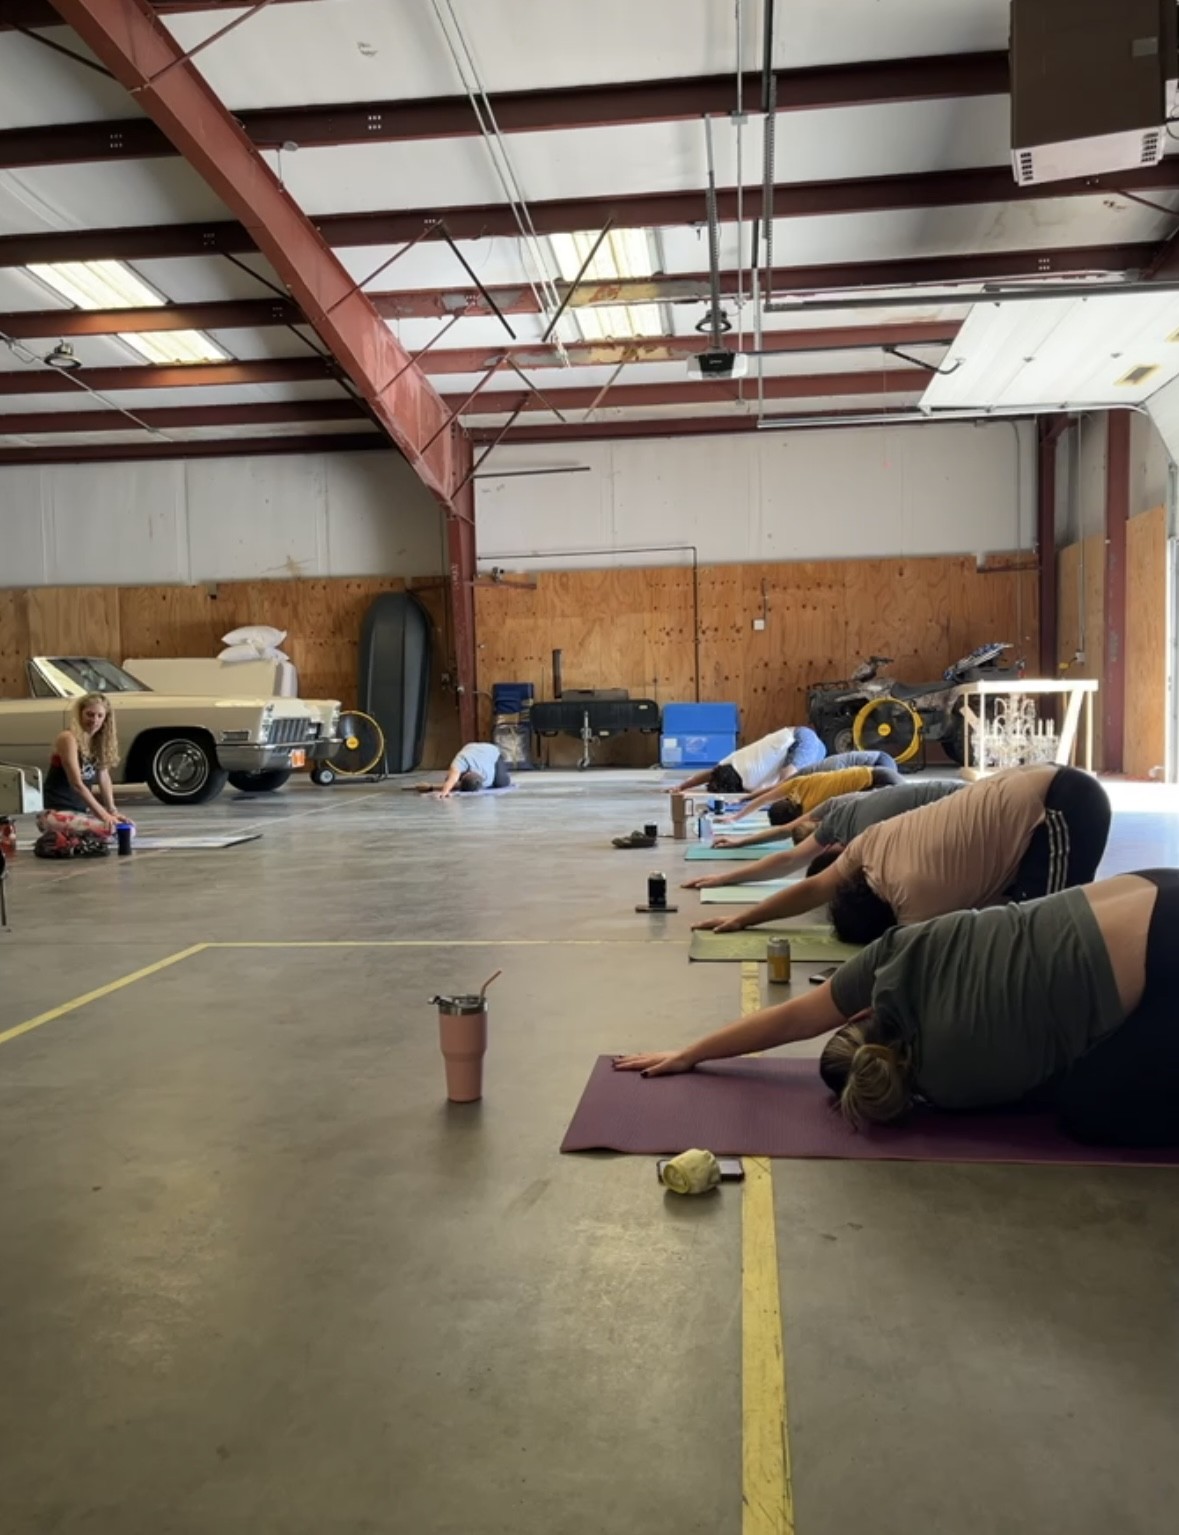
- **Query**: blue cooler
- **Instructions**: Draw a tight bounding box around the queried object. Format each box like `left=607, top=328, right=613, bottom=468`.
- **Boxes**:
left=660, top=702, right=739, bottom=767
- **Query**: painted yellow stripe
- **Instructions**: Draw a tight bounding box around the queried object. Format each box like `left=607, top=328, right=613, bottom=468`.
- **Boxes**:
left=207, top=939, right=679, bottom=948
left=0, top=943, right=208, bottom=1048
left=741, top=960, right=795, bottom=1535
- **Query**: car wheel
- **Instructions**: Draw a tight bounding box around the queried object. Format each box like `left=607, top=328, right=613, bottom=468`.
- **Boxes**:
left=228, top=770, right=292, bottom=794
left=310, top=765, right=336, bottom=787
left=146, top=733, right=228, bottom=805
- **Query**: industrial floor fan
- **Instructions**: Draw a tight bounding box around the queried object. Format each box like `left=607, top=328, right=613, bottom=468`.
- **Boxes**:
left=853, top=696, right=923, bottom=767
left=310, top=710, right=386, bottom=786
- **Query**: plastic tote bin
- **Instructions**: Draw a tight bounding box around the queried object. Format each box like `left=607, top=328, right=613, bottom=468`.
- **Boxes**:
left=660, top=705, right=739, bottom=768
left=661, top=732, right=737, bottom=768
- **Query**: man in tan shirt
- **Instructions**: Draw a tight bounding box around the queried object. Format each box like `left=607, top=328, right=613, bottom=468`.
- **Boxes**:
left=692, top=764, right=1111, bottom=944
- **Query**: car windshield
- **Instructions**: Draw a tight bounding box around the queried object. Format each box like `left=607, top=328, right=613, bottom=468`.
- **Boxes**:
left=48, top=658, right=150, bottom=693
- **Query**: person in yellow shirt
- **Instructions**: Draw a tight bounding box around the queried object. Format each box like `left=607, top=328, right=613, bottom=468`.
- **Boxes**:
left=715, top=761, right=900, bottom=825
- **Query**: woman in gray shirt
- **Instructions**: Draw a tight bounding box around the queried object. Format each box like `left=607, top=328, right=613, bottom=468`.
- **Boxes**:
left=616, top=871, right=1179, bottom=1148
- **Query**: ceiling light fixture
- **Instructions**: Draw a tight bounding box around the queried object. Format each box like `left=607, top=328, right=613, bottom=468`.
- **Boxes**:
left=27, top=259, right=227, bottom=366
left=44, top=341, right=82, bottom=370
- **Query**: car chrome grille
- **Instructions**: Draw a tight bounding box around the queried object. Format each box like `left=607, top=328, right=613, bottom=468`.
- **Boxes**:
left=269, top=717, right=318, bottom=745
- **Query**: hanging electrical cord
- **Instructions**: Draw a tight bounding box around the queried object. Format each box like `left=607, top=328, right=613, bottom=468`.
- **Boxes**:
left=430, top=0, right=567, bottom=357
left=0, top=331, right=174, bottom=439
left=759, top=0, right=777, bottom=298
left=733, top=0, right=748, bottom=391
left=698, top=115, right=733, bottom=353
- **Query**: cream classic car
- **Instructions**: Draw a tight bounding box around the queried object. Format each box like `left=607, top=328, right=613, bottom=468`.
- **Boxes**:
left=0, top=657, right=341, bottom=805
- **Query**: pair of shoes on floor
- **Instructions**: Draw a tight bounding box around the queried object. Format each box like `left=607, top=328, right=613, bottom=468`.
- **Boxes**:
left=611, top=830, right=657, bottom=849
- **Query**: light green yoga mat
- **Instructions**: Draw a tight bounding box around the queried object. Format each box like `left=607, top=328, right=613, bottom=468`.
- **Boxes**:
left=684, top=843, right=775, bottom=861
left=688, top=927, right=861, bottom=963
left=699, top=880, right=797, bottom=903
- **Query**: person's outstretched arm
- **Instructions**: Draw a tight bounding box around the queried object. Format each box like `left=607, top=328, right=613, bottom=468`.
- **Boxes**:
left=716, top=778, right=794, bottom=822
left=614, top=981, right=848, bottom=1075
left=711, top=825, right=791, bottom=849
left=436, top=766, right=462, bottom=799
left=691, top=860, right=843, bottom=932
left=681, top=835, right=828, bottom=896
left=666, top=769, right=712, bottom=794
left=681, top=834, right=834, bottom=890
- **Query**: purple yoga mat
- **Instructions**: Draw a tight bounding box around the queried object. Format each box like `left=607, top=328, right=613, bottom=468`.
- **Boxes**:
left=561, top=1055, right=1179, bottom=1167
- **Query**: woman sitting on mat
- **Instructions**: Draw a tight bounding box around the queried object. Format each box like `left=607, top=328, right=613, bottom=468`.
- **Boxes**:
left=616, top=872, right=1179, bottom=1149
left=692, top=764, right=1110, bottom=944
left=37, top=692, right=132, bottom=841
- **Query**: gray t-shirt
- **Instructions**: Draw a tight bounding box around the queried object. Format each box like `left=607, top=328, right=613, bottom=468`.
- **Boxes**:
left=815, top=779, right=965, bottom=848
left=451, top=742, right=502, bottom=787
left=829, top=888, right=1125, bottom=1109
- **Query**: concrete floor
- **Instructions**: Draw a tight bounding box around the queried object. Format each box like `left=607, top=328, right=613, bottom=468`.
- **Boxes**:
left=1, top=771, right=1178, bottom=1533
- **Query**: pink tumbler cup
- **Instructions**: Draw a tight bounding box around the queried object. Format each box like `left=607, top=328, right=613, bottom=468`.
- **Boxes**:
left=431, top=993, right=488, bottom=1102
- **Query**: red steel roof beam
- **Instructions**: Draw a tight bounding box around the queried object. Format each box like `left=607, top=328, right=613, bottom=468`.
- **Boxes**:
left=1, top=166, right=1176, bottom=266
left=0, top=52, right=1010, bottom=168
left=0, top=399, right=363, bottom=433
left=444, top=369, right=929, bottom=414
left=0, top=358, right=337, bottom=393
left=45, top=0, right=466, bottom=506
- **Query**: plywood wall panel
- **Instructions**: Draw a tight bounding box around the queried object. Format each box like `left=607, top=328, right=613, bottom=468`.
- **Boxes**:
left=26, top=586, right=121, bottom=661
left=475, top=552, right=1038, bottom=766
left=0, top=589, right=28, bottom=700
left=1, top=575, right=460, bottom=769
left=1124, top=505, right=1167, bottom=780
left=844, top=558, right=953, bottom=685
left=946, top=561, right=1038, bottom=668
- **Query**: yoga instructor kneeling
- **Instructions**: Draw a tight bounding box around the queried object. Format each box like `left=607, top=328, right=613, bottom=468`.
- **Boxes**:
left=617, top=872, right=1179, bottom=1148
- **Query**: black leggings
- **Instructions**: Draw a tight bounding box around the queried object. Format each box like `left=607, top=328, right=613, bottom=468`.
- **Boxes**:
left=1005, top=766, right=1111, bottom=902
left=491, top=752, right=511, bottom=789
left=1057, top=870, right=1179, bottom=1148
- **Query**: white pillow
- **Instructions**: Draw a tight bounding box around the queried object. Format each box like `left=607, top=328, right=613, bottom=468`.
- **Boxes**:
left=219, top=644, right=290, bottom=664
left=221, top=625, right=287, bottom=649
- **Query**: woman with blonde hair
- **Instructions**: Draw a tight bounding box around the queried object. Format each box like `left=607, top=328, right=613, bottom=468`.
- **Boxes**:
left=616, top=871, right=1179, bottom=1148
left=37, top=692, right=133, bottom=842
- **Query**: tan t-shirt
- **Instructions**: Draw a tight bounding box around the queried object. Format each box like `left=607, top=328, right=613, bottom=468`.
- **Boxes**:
left=834, top=765, right=1057, bottom=924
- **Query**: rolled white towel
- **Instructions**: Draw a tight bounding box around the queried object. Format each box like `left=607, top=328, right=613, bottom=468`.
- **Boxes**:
left=661, top=1147, right=721, bottom=1196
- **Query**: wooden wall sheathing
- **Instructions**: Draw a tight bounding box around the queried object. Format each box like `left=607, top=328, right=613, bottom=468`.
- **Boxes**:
left=0, top=576, right=460, bottom=770
left=476, top=553, right=1039, bottom=766
left=1124, top=506, right=1167, bottom=780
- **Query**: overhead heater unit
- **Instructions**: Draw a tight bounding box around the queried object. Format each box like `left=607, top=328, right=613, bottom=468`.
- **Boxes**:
left=1010, top=0, right=1177, bottom=185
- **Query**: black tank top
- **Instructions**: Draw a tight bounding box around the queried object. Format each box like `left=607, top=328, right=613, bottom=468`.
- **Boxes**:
left=44, top=751, right=98, bottom=814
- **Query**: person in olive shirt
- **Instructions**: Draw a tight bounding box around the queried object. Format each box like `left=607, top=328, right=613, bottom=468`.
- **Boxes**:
left=693, top=764, right=1110, bottom=944
left=616, top=871, right=1179, bottom=1148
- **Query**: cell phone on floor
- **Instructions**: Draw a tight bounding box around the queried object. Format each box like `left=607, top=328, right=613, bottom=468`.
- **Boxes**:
left=809, top=964, right=840, bottom=985
left=656, top=1157, right=745, bottom=1182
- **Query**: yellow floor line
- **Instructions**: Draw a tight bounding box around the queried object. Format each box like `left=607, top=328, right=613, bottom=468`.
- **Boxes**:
left=741, top=960, right=795, bottom=1535
left=207, top=939, right=680, bottom=948
left=0, top=943, right=209, bottom=1049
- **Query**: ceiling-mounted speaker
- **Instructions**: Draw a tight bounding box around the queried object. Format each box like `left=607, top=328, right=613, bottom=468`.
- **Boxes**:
left=1010, top=0, right=1176, bottom=185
